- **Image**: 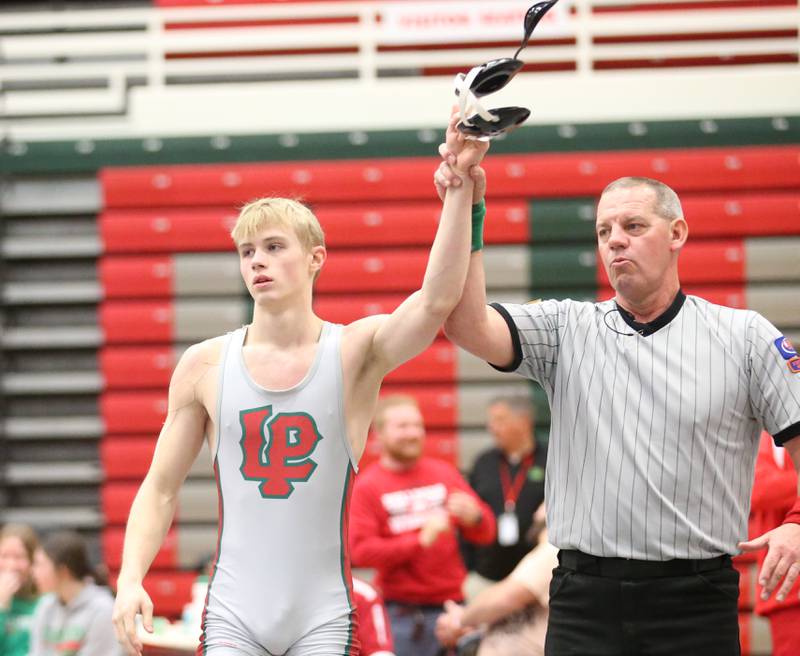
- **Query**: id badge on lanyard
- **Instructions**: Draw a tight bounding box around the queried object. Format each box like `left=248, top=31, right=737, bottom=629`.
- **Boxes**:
left=498, top=455, right=532, bottom=546
left=497, top=504, right=520, bottom=546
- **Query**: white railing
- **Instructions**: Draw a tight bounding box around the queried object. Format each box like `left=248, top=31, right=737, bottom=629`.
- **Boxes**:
left=0, top=0, right=798, bottom=129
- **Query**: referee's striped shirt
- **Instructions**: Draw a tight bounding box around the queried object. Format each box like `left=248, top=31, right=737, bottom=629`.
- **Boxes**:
left=492, top=291, right=800, bottom=560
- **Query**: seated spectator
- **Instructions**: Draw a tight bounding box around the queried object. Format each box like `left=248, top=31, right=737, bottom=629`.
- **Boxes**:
left=471, top=605, right=543, bottom=656
left=350, top=394, right=496, bottom=656
left=353, top=576, right=395, bottom=656
left=29, top=531, right=122, bottom=656
left=0, top=524, right=41, bottom=656
left=749, top=431, right=800, bottom=656
left=436, top=504, right=556, bottom=656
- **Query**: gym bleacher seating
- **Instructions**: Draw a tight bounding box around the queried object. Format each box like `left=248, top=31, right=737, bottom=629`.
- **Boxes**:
left=3, top=116, right=798, bottom=653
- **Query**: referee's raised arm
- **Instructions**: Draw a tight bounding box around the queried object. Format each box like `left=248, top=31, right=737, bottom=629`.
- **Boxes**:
left=444, top=250, right=516, bottom=370
left=433, top=153, right=515, bottom=370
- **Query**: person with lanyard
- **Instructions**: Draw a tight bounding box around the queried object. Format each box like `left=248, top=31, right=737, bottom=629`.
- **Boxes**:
left=465, top=395, right=546, bottom=597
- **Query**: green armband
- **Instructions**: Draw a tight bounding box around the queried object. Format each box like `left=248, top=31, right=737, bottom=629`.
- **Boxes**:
left=471, top=199, right=486, bottom=252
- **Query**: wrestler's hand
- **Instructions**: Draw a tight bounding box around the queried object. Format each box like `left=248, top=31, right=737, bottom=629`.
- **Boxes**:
left=435, top=600, right=468, bottom=647
left=446, top=491, right=483, bottom=527
left=433, top=160, right=486, bottom=205
left=442, top=107, right=490, bottom=176
left=419, top=513, right=451, bottom=548
left=738, top=522, right=800, bottom=601
left=112, top=580, right=154, bottom=656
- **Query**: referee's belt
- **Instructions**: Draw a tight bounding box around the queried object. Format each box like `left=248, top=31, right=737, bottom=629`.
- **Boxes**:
left=558, top=549, right=732, bottom=579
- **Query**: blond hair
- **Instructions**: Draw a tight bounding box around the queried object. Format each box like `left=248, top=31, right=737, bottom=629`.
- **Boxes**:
left=230, top=197, right=325, bottom=253
left=372, top=394, right=420, bottom=432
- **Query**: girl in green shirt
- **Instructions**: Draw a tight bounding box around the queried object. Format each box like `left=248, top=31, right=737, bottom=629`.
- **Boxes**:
left=0, top=524, right=41, bottom=656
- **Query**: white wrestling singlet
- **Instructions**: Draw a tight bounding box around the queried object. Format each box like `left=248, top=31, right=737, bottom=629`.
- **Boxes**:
left=199, top=323, right=359, bottom=656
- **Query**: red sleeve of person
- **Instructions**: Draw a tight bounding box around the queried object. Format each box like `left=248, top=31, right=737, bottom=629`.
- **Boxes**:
left=353, top=578, right=395, bottom=656
left=749, top=431, right=800, bottom=616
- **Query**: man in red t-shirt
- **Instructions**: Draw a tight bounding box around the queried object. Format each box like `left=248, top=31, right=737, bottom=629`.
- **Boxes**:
left=350, top=394, right=496, bottom=656
left=353, top=577, right=395, bottom=656
left=749, top=431, right=800, bottom=656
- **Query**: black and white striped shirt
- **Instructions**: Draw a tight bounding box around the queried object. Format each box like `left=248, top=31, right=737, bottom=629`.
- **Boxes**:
left=492, top=292, right=800, bottom=560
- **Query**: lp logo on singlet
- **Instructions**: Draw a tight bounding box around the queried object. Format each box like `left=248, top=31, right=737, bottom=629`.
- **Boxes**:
left=239, top=405, right=323, bottom=498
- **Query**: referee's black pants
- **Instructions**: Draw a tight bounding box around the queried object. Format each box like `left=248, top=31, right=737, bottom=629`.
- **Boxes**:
left=545, top=550, right=740, bottom=656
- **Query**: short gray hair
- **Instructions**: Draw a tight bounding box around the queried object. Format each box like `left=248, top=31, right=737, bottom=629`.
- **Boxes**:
left=488, top=395, right=534, bottom=419
left=601, top=176, right=683, bottom=221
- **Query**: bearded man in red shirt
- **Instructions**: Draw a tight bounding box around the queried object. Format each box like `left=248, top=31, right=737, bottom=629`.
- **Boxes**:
left=350, top=394, right=496, bottom=656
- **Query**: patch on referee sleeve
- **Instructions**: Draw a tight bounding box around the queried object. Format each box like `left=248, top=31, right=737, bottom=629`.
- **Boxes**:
left=774, top=336, right=797, bottom=360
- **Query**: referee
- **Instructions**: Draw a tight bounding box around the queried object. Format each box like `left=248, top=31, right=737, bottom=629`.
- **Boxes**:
left=434, top=147, right=800, bottom=654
